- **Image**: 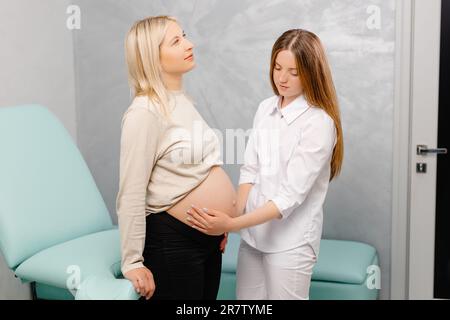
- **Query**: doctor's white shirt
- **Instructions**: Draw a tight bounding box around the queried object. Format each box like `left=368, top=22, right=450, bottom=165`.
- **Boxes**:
left=239, top=94, right=337, bottom=257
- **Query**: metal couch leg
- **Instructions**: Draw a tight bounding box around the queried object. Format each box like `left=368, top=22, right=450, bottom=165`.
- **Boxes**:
left=31, top=282, right=38, bottom=300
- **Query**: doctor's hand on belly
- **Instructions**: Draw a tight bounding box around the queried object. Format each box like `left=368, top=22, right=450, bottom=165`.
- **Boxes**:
left=187, top=200, right=282, bottom=236
left=187, top=205, right=234, bottom=236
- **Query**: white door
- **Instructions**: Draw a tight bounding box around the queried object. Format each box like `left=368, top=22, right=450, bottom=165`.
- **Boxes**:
left=408, top=0, right=448, bottom=299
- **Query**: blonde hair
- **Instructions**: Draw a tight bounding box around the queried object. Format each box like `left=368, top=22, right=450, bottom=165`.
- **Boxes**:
left=125, top=15, right=177, bottom=116
left=270, top=29, right=344, bottom=181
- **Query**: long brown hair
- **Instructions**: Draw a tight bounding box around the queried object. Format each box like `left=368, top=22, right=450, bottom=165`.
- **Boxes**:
left=270, top=29, right=343, bottom=181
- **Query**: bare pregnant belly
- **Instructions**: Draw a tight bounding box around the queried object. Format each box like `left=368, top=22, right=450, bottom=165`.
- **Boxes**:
left=167, top=166, right=237, bottom=227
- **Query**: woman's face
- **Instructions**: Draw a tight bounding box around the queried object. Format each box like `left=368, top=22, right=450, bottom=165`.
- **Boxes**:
left=273, top=50, right=303, bottom=99
left=160, top=21, right=195, bottom=75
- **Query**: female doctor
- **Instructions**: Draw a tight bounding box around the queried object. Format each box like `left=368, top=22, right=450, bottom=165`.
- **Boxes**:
left=187, top=29, right=344, bottom=300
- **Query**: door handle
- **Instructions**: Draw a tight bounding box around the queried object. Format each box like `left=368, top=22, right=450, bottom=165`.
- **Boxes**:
left=417, top=145, right=448, bottom=156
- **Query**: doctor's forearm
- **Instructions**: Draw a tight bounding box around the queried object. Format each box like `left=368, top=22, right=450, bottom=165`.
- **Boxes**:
left=236, top=183, right=253, bottom=217
left=230, top=201, right=281, bottom=232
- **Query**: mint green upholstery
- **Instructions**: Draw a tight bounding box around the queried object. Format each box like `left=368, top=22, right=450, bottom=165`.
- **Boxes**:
left=217, top=234, right=380, bottom=300
left=218, top=232, right=241, bottom=300
left=310, top=255, right=379, bottom=300
left=310, top=240, right=379, bottom=300
left=15, top=229, right=123, bottom=288
left=218, top=273, right=237, bottom=300
left=221, top=233, right=241, bottom=273
left=35, top=283, right=74, bottom=300
left=0, top=105, right=138, bottom=300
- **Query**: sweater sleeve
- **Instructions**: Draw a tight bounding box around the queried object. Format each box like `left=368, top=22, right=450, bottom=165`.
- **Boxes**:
left=116, top=107, right=162, bottom=275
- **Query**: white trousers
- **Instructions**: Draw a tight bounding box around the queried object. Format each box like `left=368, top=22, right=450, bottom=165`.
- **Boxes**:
left=236, top=240, right=317, bottom=300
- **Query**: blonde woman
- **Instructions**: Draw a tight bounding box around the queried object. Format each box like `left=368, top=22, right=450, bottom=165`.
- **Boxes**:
left=117, top=16, right=238, bottom=300
left=188, top=29, right=344, bottom=300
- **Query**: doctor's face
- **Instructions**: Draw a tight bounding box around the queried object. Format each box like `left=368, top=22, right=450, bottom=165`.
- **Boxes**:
left=272, top=50, right=303, bottom=100
left=160, top=21, right=195, bottom=75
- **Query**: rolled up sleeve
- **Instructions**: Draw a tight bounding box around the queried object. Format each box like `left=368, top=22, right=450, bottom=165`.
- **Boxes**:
left=239, top=103, right=266, bottom=185
left=116, top=107, right=161, bottom=275
left=239, top=127, right=259, bottom=185
left=271, top=113, right=337, bottom=219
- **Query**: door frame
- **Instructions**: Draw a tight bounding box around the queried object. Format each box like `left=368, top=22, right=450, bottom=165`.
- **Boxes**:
left=391, top=0, right=412, bottom=300
left=391, top=0, right=442, bottom=299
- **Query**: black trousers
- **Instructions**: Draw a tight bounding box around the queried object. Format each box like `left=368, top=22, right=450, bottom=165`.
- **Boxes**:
left=141, top=211, right=224, bottom=300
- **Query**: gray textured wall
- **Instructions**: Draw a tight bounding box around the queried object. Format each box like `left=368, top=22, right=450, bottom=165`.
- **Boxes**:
left=72, top=0, right=395, bottom=299
left=0, top=0, right=77, bottom=299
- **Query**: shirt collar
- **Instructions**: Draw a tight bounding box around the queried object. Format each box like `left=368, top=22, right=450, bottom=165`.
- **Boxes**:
left=269, top=94, right=312, bottom=125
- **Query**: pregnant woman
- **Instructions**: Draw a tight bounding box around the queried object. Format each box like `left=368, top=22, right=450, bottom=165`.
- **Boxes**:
left=116, top=16, right=237, bottom=300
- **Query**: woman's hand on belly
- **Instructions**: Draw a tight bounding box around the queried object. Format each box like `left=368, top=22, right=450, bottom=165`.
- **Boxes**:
left=186, top=205, right=236, bottom=236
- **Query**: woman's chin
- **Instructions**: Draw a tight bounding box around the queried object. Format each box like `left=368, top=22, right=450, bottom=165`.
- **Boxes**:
left=184, top=62, right=196, bottom=73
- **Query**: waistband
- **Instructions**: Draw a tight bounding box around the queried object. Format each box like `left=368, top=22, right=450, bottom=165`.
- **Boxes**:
left=146, top=211, right=224, bottom=246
